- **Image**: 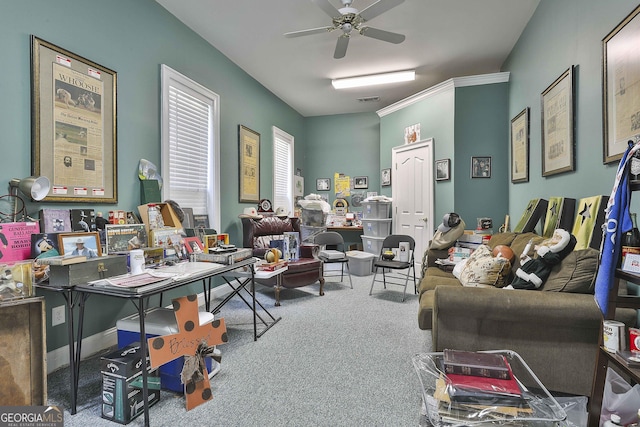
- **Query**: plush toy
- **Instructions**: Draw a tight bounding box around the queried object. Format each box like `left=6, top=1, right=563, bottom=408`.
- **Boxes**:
left=508, top=229, right=576, bottom=290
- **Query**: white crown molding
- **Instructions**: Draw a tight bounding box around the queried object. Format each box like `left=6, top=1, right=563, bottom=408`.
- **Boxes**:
left=376, top=72, right=510, bottom=117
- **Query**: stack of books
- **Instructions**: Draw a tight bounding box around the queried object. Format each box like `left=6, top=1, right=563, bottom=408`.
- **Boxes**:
left=435, top=350, right=531, bottom=421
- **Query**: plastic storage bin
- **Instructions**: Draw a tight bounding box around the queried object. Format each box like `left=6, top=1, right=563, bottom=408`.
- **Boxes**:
left=361, top=201, right=391, bottom=219
left=301, top=208, right=327, bottom=226
left=362, top=218, right=392, bottom=237
left=361, top=235, right=385, bottom=255
left=117, top=307, right=215, bottom=393
left=300, top=225, right=327, bottom=244
left=346, top=251, right=376, bottom=276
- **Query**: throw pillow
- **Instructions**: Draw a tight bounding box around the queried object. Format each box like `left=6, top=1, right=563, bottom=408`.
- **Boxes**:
left=458, top=245, right=512, bottom=288
left=540, top=248, right=599, bottom=293
left=430, top=220, right=466, bottom=250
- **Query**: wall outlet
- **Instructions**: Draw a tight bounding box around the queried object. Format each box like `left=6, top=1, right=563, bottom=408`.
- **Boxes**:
left=52, top=305, right=65, bottom=327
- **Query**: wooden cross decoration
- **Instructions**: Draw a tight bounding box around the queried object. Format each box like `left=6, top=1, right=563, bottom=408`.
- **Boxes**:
left=147, top=294, right=228, bottom=410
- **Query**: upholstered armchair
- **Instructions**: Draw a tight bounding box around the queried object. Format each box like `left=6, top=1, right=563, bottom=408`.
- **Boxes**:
left=241, top=216, right=324, bottom=305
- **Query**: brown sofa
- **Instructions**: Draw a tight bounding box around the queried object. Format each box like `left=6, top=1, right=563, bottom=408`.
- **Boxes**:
left=418, top=231, right=637, bottom=396
left=241, top=216, right=324, bottom=305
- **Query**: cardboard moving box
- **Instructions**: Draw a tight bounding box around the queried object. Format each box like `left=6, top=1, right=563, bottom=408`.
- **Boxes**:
left=137, top=203, right=184, bottom=236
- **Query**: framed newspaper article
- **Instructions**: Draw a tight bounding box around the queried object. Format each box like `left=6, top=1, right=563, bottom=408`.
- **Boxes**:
left=541, top=66, right=574, bottom=177
left=510, top=107, right=529, bottom=183
left=30, top=35, right=117, bottom=202
left=238, top=125, right=260, bottom=203
left=603, top=4, right=640, bottom=163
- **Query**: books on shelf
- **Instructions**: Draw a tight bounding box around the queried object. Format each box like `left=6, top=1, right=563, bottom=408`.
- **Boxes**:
left=443, top=349, right=511, bottom=380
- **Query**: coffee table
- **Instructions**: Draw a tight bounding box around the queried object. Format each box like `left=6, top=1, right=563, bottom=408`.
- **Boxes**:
left=412, top=350, right=566, bottom=426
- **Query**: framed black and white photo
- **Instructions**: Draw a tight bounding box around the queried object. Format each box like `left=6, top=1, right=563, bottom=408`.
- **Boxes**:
left=354, top=176, right=368, bottom=189
left=381, top=168, right=391, bottom=186
left=541, top=66, right=575, bottom=176
left=471, top=157, right=491, bottom=178
left=316, top=178, right=330, bottom=191
left=435, top=159, right=450, bottom=181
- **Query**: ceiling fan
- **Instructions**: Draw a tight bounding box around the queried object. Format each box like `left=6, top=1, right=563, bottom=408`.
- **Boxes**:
left=284, top=0, right=406, bottom=59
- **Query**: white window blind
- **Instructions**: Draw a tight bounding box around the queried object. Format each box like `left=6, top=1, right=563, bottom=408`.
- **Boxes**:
left=161, top=65, right=220, bottom=231
left=273, top=127, right=294, bottom=215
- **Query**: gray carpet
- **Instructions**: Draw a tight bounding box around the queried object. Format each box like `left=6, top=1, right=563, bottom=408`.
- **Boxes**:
left=47, top=270, right=432, bottom=426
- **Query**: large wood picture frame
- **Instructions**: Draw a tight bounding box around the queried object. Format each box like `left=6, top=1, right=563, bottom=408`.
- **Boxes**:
left=603, top=4, right=640, bottom=163
left=31, top=35, right=117, bottom=203
left=511, top=107, right=530, bottom=183
left=541, top=66, right=575, bottom=177
left=238, top=125, right=260, bottom=203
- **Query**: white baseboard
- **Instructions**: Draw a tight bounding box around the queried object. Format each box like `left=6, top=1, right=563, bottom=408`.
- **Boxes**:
left=46, top=285, right=234, bottom=374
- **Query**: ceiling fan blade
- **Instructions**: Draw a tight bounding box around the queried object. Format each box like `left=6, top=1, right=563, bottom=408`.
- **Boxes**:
left=360, top=27, right=405, bottom=44
left=359, top=0, right=405, bottom=22
left=284, top=26, right=335, bottom=38
left=334, top=35, right=349, bottom=59
left=312, top=0, right=342, bottom=19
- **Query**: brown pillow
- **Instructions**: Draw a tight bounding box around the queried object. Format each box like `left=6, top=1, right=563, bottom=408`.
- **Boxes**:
left=459, top=245, right=512, bottom=288
left=541, top=248, right=599, bottom=293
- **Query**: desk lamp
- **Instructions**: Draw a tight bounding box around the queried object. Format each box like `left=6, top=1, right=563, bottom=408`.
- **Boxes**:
left=9, top=176, right=50, bottom=221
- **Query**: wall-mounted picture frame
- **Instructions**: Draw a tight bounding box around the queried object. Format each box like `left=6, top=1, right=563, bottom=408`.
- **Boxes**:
left=541, top=66, right=575, bottom=176
left=354, top=176, right=368, bottom=189
left=471, top=157, right=491, bottom=178
left=58, top=232, right=101, bottom=257
left=31, top=35, right=118, bottom=203
left=238, top=125, right=260, bottom=203
left=404, top=123, right=420, bottom=144
left=511, top=107, right=530, bottom=183
left=381, top=168, right=391, bottom=186
left=316, top=178, right=330, bottom=191
left=603, top=4, right=640, bottom=163
left=435, top=159, right=450, bottom=181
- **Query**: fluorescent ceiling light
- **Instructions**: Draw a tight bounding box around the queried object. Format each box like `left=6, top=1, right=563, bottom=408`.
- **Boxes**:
left=332, top=70, right=415, bottom=89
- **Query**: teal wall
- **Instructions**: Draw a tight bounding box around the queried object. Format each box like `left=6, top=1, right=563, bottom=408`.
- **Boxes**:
left=1, top=0, right=304, bottom=352
left=304, top=112, right=380, bottom=208
left=503, top=0, right=639, bottom=216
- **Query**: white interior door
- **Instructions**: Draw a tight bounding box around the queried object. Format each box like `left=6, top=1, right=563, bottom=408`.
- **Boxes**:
left=391, top=139, right=434, bottom=273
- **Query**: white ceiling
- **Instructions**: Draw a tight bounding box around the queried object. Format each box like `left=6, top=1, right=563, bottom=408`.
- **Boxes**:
left=155, top=0, right=540, bottom=117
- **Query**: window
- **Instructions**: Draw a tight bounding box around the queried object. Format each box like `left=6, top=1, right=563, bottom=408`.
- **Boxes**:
left=161, top=65, right=220, bottom=231
left=272, top=126, right=294, bottom=215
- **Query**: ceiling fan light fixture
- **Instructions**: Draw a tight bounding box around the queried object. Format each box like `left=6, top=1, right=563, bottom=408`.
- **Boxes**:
left=331, top=70, right=415, bottom=89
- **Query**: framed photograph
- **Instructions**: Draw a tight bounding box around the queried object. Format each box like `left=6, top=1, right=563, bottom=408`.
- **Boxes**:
left=58, top=232, right=101, bottom=257
left=193, top=214, right=210, bottom=229
left=31, top=36, right=117, bottom=203
left=316, top=178, right=330, bottom=191
left=203, top=234, right=219, bottom=252
left=435, top=159, right=451, bottom=181
left=541, top=66, right=575, bottom=176
left=603, top=5, right=640, bottom=163
left=381, top=168, right=391, bottom=186
left=354, top=176, right=368, bottom=189
left=404, top=123, right=420, bottom=144
left=183, top=236, right=204, bottom=254
left=471, top=157, right=491, bottom=178
left=238, top=125, right=260, bottom=203
left=511, top=107, right=530, bottom=183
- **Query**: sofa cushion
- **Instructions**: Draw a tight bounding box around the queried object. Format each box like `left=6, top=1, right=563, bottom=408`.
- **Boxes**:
left=540, top=248, right=599, bottom=293
left=458, top=245, right=512, bottom=288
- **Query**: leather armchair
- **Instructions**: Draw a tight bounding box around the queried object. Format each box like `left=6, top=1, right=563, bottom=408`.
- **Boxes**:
left=241, top=216, right=324, bottom=305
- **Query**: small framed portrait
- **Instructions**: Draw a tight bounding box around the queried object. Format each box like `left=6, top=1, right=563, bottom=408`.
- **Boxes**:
left=381, top=168, right=391, bottom=186
left=183, top=236, right=204, bottom=254
left=58, top=232, right=101, bottom=258
left=354, top=176, right=368, bottom=189
left=435, top=159, right=450, bottom=182
left=471, top=156, right=492, bottom=178
left=316, top=178, right=330, bottom=191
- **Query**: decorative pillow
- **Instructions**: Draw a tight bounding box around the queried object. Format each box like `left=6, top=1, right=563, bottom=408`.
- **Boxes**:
left=540, top=248, right=599, bottom=293
left=430, top=220, right=466, bottom=250
left=458, top=245, right=512, bottom=288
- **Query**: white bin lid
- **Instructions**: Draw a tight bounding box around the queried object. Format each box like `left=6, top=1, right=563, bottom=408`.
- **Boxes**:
left=116, top=307, right=214, bottom=336
left=346, top=250, right=376, bottom=260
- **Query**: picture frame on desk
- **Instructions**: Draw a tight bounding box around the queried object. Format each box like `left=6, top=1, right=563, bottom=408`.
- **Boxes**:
left=30, top=35, right=117, bottom=203
left=58, top=232, right=101, bottom=257
left=183, top=237, right=204, bottom=254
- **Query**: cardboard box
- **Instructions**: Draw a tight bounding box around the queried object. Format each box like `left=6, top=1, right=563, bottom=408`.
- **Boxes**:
left=101, top=342, right=160, bottom=424
left=138, top=203, right=184, bottom=236
left=48, top=255, right=128, bottom=287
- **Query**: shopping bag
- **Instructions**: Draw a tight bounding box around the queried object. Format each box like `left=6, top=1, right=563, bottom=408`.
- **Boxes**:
left=601, top=367, right=640, bottom=426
